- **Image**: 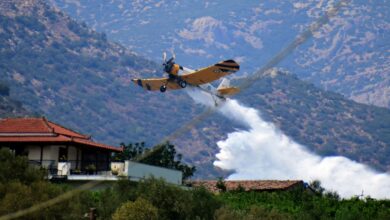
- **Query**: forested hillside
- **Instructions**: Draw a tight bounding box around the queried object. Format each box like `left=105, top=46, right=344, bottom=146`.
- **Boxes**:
left=0, top=82, right=32, bottom=117
left=48, top=0, right=390, bottom=108
left=0, top=0, right=202, bottom=144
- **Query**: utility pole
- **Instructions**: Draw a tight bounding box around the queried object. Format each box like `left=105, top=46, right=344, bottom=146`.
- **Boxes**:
left=89, top=208, right=97, bottom=220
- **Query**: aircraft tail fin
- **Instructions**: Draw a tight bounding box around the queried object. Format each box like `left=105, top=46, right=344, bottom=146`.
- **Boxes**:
left=217, top=78, right=240, bottom=96
left=217, top=78, right=231, bottom=90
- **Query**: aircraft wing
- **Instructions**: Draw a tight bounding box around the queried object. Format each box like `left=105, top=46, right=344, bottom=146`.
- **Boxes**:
left=181, top=60, right=240, bottom=85
left=131, top=78, right=181, bottom=91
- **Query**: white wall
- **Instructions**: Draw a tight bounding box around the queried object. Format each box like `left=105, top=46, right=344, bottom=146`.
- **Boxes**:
left=125, top=161, right=183, bottom=185
left=68, top=146, right=78, bottom=161
left=27, top=145, right=41, bottom=160
left=26, top=145, right=59, bottom=168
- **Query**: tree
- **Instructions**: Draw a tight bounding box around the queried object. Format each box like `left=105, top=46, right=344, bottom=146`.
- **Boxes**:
left=0, top=148, right=45, bottom=184
left=112, top=142, right=146, bottom=161
left=112, top=141, right=196, bottom=180
left=135, top=178, right=191, bottom=219
left=216, top=177, right=227, bottom=192
left=139, top=142, right=196, bottom=180
left=112, top=198, right=158, bottom=220
left=134, top=178, right=220, bottom=220
left=309, top=180, right=325, bottom=195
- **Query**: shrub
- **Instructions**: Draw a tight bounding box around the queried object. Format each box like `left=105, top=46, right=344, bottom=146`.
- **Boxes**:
left=0, top=148, right=46, bottom=184
left=112, top=198, right=158, bottom=220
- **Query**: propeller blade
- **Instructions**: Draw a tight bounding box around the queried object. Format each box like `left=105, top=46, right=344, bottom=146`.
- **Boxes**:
left=162, top=52, right=167, bottom=63
left=172, top=51, right=176, bottom=60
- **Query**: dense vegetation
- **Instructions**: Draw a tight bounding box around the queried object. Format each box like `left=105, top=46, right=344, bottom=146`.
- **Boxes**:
left=217, top=190, right=390, bottom=220
left=50, top=0, right=390, bottom=109
left=0, top=82, right=32, bottom=117
left=0, top=0, right=203, bottom=156
left=0, top=150, right=389, bottom=220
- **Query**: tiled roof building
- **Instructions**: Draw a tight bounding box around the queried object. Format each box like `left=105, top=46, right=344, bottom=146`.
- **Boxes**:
left=0, top=117, right=121, bottom=152
left=0, top=117, right=122, bottom=175
left=191, top=180, right=304, bottom=193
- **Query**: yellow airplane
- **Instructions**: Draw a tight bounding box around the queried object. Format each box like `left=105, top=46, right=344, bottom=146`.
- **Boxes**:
left=132, top=53, right=240, bottom=98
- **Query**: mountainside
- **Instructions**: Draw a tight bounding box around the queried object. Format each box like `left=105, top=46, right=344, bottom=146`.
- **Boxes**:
left=0, top=82, right=32, bottom=117
left=47, top=0, right=390, bottom=109
left=0, top=0, right=389, bottom=178
left=0, top=0, right=201, bottom=145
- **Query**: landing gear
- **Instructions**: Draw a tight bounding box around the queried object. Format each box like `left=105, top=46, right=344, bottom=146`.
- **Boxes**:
left=178, top=80, right=187, bottom=88
left=160, top=85, right=167, bottom=93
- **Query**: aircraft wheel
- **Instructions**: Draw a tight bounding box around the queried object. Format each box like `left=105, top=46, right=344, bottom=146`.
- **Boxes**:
left=179, top=80, right=187, bottom=88
left=160, top=85, right=167, bottom=93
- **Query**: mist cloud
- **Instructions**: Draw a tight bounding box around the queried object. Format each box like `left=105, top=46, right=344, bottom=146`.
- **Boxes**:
left=187, top=89, right=390, bottom=199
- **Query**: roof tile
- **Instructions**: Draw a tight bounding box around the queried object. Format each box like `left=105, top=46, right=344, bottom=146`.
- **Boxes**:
left=191, top=180, right=303, bottom=192
left=0, top=118, right=52, bottom=133
left=0, top=117, right=121, bottom=152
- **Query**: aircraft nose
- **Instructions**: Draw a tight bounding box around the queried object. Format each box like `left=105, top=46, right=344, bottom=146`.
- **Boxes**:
left=132, top=79, right=143, bottom=87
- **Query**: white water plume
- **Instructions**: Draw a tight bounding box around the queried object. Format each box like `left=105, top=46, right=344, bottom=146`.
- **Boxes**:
left=187, top=88, right=390, bottom=199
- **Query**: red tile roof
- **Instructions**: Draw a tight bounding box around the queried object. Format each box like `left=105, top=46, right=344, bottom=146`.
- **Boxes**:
left=72, top=137, right=122, bottom=152
left=47, top=121, right=89, bottom=139
left=0, top=117, right=122, bottom=152
left=0, top=118, right=53, bottom=133
left=191, top=180, right=304, bottom=192
left=0, top=135, right=72, bottom=142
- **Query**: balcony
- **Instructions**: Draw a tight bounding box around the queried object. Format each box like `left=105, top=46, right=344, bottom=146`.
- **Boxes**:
left=29, top=160, right=183, bottom=185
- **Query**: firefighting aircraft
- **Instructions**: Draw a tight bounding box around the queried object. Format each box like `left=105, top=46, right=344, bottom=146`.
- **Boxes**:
left=131, top=53, right=240, bottom=100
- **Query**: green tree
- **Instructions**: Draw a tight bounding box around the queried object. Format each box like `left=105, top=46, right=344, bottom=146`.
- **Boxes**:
left=139, top=142, right=196, bottom=180
left=308, top=180, right=325, bottom=195
left=216, top=177, right=227, bottom=192
left=113, top=142, right=196, bottom=180
left=135, top=178, right=192, bottom=219
left=113, top=142, right=146, bottom=161
left=112, top=198, right=158, bottom=220
left=189, top=187, right=221, bottom=219
left=134, top=178, right=220, bottom=220
left=0, top=148, right=45, bottom=184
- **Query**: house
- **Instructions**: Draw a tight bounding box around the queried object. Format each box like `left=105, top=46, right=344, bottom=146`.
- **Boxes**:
left=191, top=180, right=304, bottom=193
left=0, top=117, right=122, bottom=175
left=0, top=117, right=183, bottom=185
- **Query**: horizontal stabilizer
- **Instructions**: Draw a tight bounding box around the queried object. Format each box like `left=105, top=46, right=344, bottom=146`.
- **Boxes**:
left=217, top=87, right=240, bottom=96
left=216, top=78, right=240, bottom=96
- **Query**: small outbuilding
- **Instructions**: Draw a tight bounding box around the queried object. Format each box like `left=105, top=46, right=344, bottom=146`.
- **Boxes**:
left=191, top=180, right=304, bottom=193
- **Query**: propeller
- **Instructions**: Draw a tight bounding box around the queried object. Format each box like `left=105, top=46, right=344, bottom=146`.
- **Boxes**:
left=162, top=51, right=175, bottom=74
left=172, top=51, right=176, bottom=60
left=162, top=52, right=167, bottom=63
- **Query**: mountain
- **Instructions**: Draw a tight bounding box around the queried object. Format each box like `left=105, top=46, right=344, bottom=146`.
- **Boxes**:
left=0, top=0, right=196, bottom=144
left=0, top=82, right=32, bottom=117
left=0, top=0, right=214, bottom=175
left=47, top=0, right=390, bottom=109
left=0, top=0, right=389, bottom=178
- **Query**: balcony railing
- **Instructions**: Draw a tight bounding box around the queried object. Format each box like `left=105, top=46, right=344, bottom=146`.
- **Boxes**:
left=29, top=159, right=117, bottom=179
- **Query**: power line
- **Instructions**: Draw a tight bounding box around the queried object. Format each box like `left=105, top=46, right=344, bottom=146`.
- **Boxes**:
left=0, top=1, right=350, bottom=219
